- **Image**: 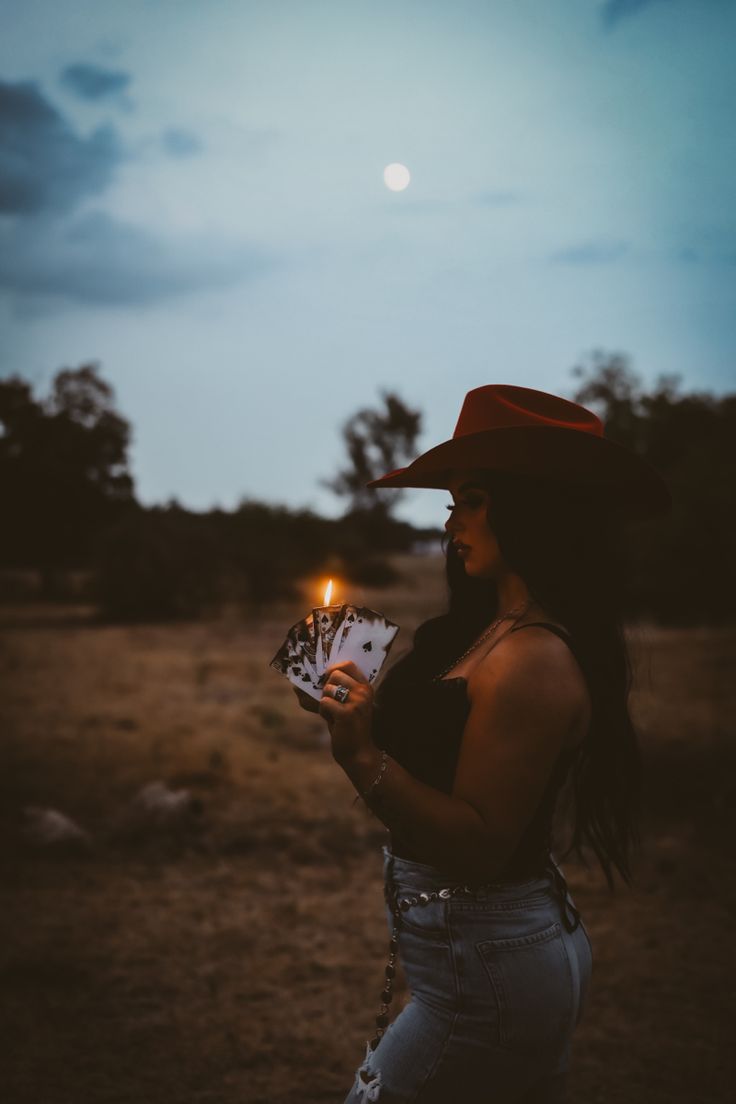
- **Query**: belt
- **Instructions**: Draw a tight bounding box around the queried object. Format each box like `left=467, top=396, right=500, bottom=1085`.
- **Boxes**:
left=383, top=851, right=581, bottom=932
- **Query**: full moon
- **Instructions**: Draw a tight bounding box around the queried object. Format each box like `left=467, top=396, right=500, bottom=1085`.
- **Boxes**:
left=383, top=163, right=411, bottom=191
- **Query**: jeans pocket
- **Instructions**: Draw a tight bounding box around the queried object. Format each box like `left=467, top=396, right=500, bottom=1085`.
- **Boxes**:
left=476, top=920, right=574, bottom=1053
left=391, top=896, right=449, bottom=940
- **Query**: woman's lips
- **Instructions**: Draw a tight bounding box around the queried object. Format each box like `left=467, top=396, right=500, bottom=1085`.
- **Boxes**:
left=455, top=543, right=470, bottom=555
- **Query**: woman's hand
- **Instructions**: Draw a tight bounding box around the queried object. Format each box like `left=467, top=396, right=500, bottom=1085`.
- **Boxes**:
left=317, top=660, right=375, bottom=767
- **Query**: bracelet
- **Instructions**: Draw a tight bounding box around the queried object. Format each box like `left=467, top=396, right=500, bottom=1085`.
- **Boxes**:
left=351, top=749, right=390, bottom=806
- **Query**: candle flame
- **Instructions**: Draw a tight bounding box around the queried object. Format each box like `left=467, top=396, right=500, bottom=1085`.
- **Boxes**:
left=323, top=578, right=333, bottom=605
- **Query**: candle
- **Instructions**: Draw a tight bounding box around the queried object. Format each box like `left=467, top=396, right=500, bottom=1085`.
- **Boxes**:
left=312, top=578, right=346, bottom=674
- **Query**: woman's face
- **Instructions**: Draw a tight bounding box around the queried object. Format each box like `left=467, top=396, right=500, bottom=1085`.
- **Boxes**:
left=443, top=470, right=502, bottom=579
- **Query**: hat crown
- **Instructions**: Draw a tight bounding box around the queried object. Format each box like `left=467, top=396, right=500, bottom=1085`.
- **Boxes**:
left=453, top=384, right=603, bottom=439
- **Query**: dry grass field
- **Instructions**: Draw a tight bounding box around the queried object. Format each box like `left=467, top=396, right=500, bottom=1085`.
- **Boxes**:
left=1, top=553, right=734, bottom=1104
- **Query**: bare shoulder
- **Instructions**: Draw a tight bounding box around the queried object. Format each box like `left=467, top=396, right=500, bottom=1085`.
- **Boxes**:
left=466, top=624, right=576, bottom=694
left=465, top=624, right=589, bottom=743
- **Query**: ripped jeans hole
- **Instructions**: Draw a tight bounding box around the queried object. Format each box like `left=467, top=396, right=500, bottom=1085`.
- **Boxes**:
left=356, top=1065, right=383, bottom=1101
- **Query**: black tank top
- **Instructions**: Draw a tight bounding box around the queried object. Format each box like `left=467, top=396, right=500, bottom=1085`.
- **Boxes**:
left=370, top=621, right=584, bottom=880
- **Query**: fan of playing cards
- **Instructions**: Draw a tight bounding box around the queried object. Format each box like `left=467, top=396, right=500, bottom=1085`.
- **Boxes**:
left=270, top=601, right=400, bottom=702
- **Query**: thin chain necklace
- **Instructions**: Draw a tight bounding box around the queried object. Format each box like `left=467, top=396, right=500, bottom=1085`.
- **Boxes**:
left=431, top=597, right=537, bottom=682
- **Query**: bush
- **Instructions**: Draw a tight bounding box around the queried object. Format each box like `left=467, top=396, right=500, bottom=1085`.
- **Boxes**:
left=93, top=506, right=223, bottom=621
left=344, top=556, right=403, bottom=587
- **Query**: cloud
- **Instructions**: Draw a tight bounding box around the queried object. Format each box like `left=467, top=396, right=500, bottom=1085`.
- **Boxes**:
left=599, top=0, right=675, bottom=29
left=0, top=75, right=275, bottom=311
left=549, top=240, right=629, bottom=264
left=0, top=78, right=124, bottom=214
left=474, top=188, right=520, bottom=206
left=472, top=188, right=522, bottom=206
left=59, top=62, right=131, bottom=101
left=161, top=127, right=203, bottom=157
left=0, top=210, right=274, bottom=308
left=674, top=243, right=736, bottom=266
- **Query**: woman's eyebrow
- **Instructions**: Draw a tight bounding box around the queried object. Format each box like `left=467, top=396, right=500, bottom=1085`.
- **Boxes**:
left=448, top=481, right=484, bottom=501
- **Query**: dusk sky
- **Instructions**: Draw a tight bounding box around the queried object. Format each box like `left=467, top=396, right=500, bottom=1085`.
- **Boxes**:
left=1, top=0, right=734, bottom=529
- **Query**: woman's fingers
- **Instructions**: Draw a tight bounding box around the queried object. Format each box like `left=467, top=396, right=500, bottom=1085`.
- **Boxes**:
left=322, top=670, right=373, bottom=712
left=324, top=660, right=369, bottom=685
left=323, top=672, right=362, bottom=700
left=293, top=661, right=371, bottom=715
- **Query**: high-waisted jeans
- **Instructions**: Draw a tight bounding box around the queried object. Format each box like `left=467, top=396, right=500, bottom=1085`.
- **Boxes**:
left=343, top=845, right=593, bottom=1103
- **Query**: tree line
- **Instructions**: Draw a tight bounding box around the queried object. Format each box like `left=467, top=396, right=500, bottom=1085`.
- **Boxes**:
left=0, top=356, right=733, bottom=623
left=0, top=364, right=424, bottom=618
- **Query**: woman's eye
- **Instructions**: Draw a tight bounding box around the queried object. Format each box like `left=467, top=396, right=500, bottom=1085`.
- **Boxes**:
left=445, top=497, right=482, bottom=511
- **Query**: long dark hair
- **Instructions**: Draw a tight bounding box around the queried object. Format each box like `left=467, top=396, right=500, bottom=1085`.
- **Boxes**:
left=406, top=468, right=642, bottom=892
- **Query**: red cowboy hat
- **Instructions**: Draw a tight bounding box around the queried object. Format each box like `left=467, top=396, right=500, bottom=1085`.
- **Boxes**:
left=366, top=384, right=671, bottom=521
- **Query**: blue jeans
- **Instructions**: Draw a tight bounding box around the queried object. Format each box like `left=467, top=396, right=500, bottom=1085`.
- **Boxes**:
left=343, top=845, right=593, bottom=1103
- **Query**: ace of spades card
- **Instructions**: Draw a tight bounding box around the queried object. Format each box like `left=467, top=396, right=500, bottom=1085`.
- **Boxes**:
left=328, top=605, right=400, bottom=685
left=270, top=604, right=400, bottom=701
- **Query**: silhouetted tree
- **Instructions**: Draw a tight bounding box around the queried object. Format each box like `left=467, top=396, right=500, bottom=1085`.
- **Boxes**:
left=94, top=504, right=222, bottom=621
left=0, top=362, right=135, bottom=571
left=569, top=351, right=736, bottom=623
left=321, top=390, right=422, bottom=517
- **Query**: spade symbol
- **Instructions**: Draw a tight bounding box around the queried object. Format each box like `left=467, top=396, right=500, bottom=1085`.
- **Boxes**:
left=362, top=641, right=373, bottom=652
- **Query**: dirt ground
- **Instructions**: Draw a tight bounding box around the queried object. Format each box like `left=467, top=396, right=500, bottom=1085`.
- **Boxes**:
left=0, top=554, right=734, bottom=1103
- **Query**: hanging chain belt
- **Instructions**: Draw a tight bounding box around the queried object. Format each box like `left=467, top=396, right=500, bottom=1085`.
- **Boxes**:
left=367, top=854, right=581, bottom=1053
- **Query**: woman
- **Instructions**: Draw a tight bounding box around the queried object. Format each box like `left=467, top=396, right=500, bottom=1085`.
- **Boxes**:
left=295, top=385, right=670, bottom=1102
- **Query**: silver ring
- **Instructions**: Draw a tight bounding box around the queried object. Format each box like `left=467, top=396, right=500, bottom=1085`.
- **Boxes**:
left=333, top=684, right=350, bottom=703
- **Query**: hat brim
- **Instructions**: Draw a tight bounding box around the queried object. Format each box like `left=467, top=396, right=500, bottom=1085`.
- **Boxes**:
left=366, top=425, right=671, bottom=521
